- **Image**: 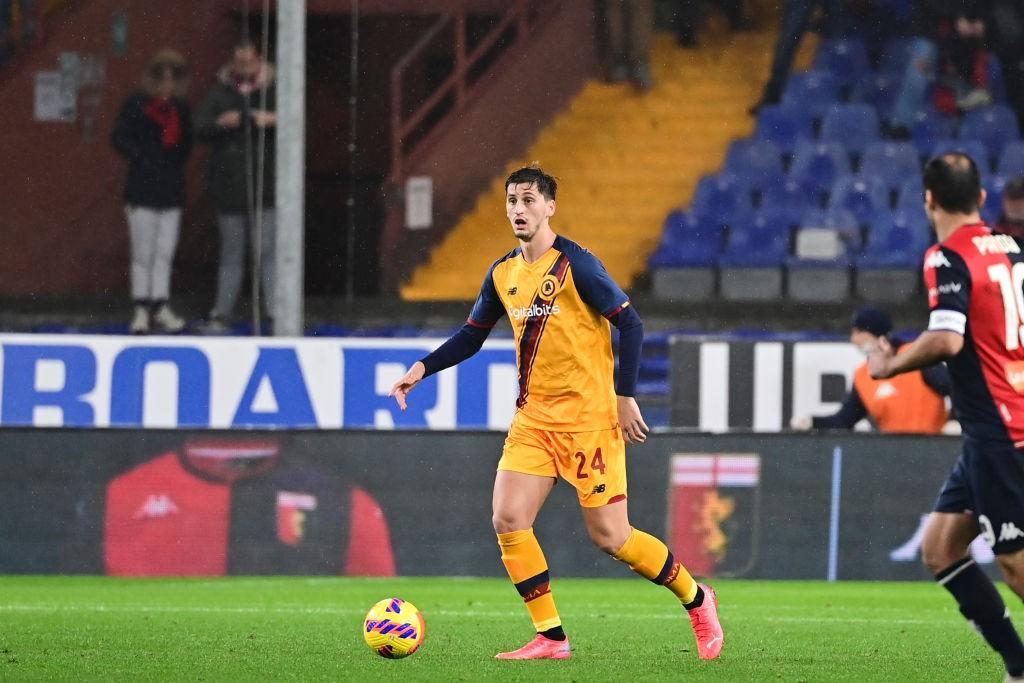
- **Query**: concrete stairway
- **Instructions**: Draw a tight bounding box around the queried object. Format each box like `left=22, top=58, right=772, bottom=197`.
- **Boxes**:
left=401, top=23, right=811, bottom=301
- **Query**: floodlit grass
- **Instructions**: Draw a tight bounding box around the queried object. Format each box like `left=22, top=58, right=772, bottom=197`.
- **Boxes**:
left=0, top=576, right=1008, bottom=681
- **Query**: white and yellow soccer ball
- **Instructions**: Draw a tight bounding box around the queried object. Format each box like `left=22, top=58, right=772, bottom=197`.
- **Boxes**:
left=363, top=597, right=426, bottom=659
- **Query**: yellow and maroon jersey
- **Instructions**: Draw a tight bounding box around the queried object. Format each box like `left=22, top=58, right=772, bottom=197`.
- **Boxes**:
left=467, top=235, right=630, bottom=431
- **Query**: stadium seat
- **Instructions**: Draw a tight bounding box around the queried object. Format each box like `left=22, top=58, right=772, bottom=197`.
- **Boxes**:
left=798, top=207, right=861, bottom=253
left=757, top=177, right=809, bottom=213
left=930, top=139, right=990, bottom=172
left=828, top=176, right=890, bottom=228
left=855, top=220, right=924, bottom=301
left=897, top=176, right=929, bottom=210
left=820, top=104, right=879, bottom=156
left=782, top=70, right=840, bottom=118
left=911, top=110, right=955, bottom=157
left=849, top=72, right=899, bottom=119
left=858, top=141, right=920, bottom=192
left=789, top=140, right=851, bottom=202
left=690, top=172, right=753, bottom=225
left=983, top=175, right=1009, bottom=226
left=998, top=141, right=1024, bottom=178
left=813, top=38, right=870, bottom=90
left=959, top=105, right=1020, bottom=163
left=724, top=139, right=785, bottom=189
left=718, top=215, right=789, bottom=301
left=649, top=211, right=723, bottom=300
left=754, top=105, right=815, bottom=155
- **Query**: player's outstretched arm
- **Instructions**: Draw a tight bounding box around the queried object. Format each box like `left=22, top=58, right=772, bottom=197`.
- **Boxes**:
left=388, top=361, right=425, bottom=411
left=868, top=331, right=963, bottom=379
left=617, top=395, right=650, bottom=444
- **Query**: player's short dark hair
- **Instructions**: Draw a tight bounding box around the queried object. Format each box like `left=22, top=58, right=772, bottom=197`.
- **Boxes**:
left=923, top=153, right=982, bottom=215
left=505, top=165, right=557, bottom=200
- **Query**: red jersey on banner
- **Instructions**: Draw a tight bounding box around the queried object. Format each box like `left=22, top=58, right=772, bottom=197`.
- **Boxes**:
left=105, top=441, right=395, bottom=576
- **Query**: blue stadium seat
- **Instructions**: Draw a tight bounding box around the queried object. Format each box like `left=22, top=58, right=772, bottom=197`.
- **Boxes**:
left=789, top=140, right=851, bottom=201
left=998, top=141, right=1024, bottom=178
left=758, top=177, right=810, bottom=214
left=858, top=141, right=920, bottom=192
left=930, top=138, right=990, bottom=171
left=857, top=221, right=926, bottom=268
left=849, top=72, right=899, bottom=119
left=782, top=70, right=839, bottom=118
left=690, top=172, right=753, bottom=225
left=821, top=104, right=879, bottom=156
left=891, top=207, right=934, bottom=248
left=799, top=207, right=861, bottom=251
left=911, top=109, right=956, bottom=157
left=983, top=175, right=1009, bottom=226
left=724, top=139, right=785, bottom=188
left=813, top=38, right=870, bottom=90
left=648, top=211, right=722, bottom=268
left=754, top=105, right=815, bottom=155
left=895, top=180, right=928, bottom=218
left=719, top=213, right=790, bottom=267
left=959, top=105, right=1020, bottom=163
left=828, top=175, right=891, bottom=225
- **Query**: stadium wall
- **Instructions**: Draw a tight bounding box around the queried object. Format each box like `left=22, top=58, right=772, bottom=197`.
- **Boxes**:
left=0, top=429, right=976, bottom=581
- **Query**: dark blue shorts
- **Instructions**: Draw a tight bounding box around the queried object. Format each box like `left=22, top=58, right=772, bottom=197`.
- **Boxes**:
left=936, top=436, right=1024, bottom=555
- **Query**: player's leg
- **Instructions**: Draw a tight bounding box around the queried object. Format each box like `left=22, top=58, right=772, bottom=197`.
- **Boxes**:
left=580, top=499, right=723, bottom=660
left=569, top=428, right=723, bottom=660
left=928, top=441, right=1024, bottom=679
left=492, top=427, right=569, bottom=660
left=998, top=548, right=1024, bottom=600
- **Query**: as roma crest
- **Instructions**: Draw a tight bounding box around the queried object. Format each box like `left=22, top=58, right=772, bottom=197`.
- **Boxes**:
left=538, top=274, right=561, bottom=301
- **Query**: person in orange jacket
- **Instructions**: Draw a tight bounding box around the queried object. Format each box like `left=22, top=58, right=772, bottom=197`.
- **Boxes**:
left=791, top=306, right=951, bottom=433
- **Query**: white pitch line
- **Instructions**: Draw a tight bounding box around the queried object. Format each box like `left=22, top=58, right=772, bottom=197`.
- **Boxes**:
left=0, top=603, right=955, bottom=626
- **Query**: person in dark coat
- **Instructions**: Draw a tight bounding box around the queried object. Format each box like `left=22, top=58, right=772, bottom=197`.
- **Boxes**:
left=111, top=49, right=192, bottom=334
left=194, top=41, right=277, bottom=332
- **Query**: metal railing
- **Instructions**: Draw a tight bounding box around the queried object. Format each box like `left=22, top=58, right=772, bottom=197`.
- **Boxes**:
left=388, top=0, right=541, bottom=181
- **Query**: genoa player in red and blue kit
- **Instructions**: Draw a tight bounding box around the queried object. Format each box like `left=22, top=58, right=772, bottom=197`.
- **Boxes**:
left=870, top=153, right=1024, bottom=680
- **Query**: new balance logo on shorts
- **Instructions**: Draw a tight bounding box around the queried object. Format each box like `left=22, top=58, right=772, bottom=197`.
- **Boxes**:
left=592, top=484, right=605, bottom=494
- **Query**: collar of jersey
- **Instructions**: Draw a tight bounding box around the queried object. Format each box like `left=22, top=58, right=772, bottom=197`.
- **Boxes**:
left=517, top=243, right=559, bottom=270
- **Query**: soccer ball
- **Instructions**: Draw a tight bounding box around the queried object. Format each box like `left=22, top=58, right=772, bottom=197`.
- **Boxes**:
left=363, top=597, right=426, bottom=659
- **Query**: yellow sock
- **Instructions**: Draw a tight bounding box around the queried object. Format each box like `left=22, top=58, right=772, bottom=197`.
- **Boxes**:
left=496, top=528, right=562, bottom=632
left=614, top=527, right=699, bottom=604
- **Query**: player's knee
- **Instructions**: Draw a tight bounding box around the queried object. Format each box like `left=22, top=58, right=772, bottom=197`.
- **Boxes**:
left=492, top=512, right=527, bottom=534
left=587, top=525, right=629, bottom=555
left=920, top=540, right=962, bottom=574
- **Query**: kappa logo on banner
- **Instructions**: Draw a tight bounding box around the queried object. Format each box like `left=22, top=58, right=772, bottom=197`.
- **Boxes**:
left=667, top=454, right=760, bottom=578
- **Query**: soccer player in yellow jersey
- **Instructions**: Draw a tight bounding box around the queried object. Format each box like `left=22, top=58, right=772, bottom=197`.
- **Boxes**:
left=389, top=166, right=723, bottom=661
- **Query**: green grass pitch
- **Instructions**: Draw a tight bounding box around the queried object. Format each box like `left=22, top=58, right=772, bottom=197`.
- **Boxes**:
left=0, top=576, right=1010, bottom=681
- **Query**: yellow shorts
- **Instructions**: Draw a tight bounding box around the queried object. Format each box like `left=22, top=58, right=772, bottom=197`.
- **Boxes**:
left=498, top=419, right=627, bottom=508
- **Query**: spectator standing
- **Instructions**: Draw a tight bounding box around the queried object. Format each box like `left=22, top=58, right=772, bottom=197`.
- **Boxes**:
left=790, top=306, right=951, bottom=433
left=111, top=49, right=192, bottom=334
left=195, top=41, right=277, bottom=333
left=598, top=0, right=655, bottom=90
left=749, top=0, right=843, bottom=114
